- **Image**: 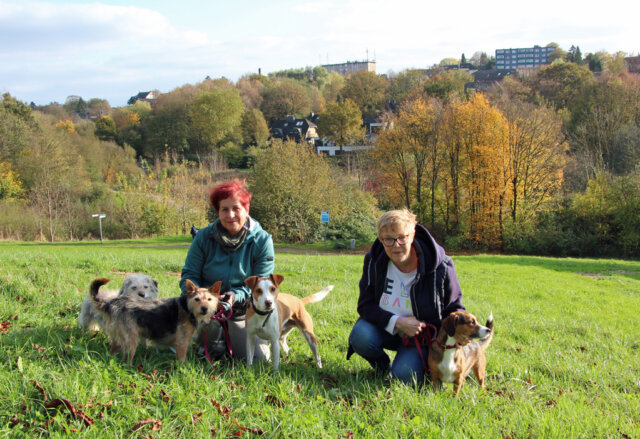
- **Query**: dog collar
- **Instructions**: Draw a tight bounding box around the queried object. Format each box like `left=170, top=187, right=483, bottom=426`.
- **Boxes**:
left=249, top=296, right=274, bottom=327
left=434, top=339, right=458, bottom=350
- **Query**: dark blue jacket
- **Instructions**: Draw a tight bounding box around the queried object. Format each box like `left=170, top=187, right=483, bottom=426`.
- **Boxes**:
left=355, top=224, right=465, bottom=331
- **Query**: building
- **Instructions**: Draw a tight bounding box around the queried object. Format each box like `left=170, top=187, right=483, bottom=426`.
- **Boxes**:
left=269, top=115, right=319, bottom=145
left=321, top=60, right=376, bottom=75
left=465, top=69, right=517, bottom=92
left=495, top=46, right=554, bottom=70
left=625, top=56, right=640, bottom=73
left=127, top=91, right=158, bottom=106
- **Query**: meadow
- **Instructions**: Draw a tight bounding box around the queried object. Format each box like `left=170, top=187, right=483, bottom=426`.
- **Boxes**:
left=0, top=238, right=639, bottom=438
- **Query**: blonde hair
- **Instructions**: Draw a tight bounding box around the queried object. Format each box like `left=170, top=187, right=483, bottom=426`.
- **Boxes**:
left=377, top=209, right=417, bottom=236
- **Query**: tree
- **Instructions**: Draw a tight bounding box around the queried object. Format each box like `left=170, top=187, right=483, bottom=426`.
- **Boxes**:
left=260, top=80, right=312, bottom=122
left=502, top=101, right=566, bottom=223
left=390, top=69, right=426, bottom=103
left=249, top=140, right=343, bottom=242
left=440, top=94, right=510, bottom=245
left=568, top=45, right=583, bottom=64
left=94, top=115, right=118, bottom=142
left=236, top=76, right=265, bottom=110
left=374, top=98, right=443, bottom=225
left=423, top=70, right=473, bottom=102
left=188, top=88, right=245, bottom=152
left=317, top=98, right=363, bottom=152
left=533, top=62, right=593, bottom=110
left=0, top=161, right=23, bottom=200
left=321, top=71, right=345, bottom=103
left=341, top=71, right=390, bottom=118
left=240, top=108, right=270, bottom=147
left=87, top=98, right=111, bottom=119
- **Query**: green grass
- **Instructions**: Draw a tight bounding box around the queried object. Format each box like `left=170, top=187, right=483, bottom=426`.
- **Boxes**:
left=0, top=241, right=639, bottom=438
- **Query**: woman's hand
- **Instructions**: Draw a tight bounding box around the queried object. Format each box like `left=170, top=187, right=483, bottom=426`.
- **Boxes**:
left=395, top=316, right=427, bottom=337
left=218, top=292, right=234, bottom=310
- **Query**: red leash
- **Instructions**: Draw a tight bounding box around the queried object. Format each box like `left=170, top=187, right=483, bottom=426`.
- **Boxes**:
left=402, top=322, right=437, bottom=372
left=203, top=307, right=234, bottom=366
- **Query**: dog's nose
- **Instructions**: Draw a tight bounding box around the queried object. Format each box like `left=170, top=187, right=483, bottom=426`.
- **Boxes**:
left=265, top=300, right=272, bottom=308
left=138, top=292, right=145, bottom=298
left=200, top=306, right=209, bottom=314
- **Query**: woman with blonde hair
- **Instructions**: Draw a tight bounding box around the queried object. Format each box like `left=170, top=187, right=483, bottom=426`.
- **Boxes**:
left=347, top=209, right=465, bottom=384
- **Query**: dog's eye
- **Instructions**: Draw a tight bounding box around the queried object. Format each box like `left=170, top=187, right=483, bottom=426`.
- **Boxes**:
left=270, top=287, right=276, bottom=292
left=256, top=289, right=262, bottom=294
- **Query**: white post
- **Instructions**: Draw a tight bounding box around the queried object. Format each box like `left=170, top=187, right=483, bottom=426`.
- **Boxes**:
left=91, top=214, right=107, bottom=243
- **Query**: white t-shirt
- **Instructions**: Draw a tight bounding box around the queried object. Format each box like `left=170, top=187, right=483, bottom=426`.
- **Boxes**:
left=379, top=260, right=417, bottom=334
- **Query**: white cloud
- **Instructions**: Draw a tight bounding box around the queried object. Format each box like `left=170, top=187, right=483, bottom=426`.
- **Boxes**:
left=0, top=0, right=638, bottom=106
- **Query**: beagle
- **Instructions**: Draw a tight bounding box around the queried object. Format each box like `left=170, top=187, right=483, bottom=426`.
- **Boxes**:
left=428, top=310, right=494, bottom=396
left=244, top=274, right=333, bottom=372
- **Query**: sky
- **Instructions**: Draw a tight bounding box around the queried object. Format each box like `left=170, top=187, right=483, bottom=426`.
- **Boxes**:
left=1, top=0, right=638, bottom=107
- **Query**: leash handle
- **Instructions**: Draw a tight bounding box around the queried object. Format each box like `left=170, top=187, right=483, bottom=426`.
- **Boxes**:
left=401, top=322, right=437, bottom=372
left=203, top=308, right=235, bottom=366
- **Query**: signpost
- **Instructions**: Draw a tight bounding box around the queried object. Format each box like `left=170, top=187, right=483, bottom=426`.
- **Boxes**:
left=92, top=214, right=107, bottom=243
left=320, top=211, right=329, bottom=247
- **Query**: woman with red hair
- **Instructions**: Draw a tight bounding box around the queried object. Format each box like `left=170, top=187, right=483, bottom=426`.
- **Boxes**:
left=181, top=179, right=274, bottom=361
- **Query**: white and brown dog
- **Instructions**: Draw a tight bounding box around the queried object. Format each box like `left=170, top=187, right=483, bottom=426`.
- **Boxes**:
left=244, top=274, right=333, bottom=372
left=428, top=310, right=494, bottom=396
left=78, top=273, right=159, bottom=331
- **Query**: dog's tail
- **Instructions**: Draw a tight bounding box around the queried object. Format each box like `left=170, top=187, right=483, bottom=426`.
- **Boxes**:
left=90, top=278, right=111, bottom=306
left=479, top=312, right=494, bottom=351
left=301, top=285, right=333, bottom=305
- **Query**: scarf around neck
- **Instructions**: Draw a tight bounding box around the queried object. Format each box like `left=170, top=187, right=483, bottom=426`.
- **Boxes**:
left=212, top=218, right=250, bottom=253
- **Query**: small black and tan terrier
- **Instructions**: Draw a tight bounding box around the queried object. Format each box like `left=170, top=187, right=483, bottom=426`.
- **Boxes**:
left=90, top=277, right=220, bottom=364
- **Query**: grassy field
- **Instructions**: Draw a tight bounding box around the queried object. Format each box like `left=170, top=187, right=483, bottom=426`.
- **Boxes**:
left=0, top=238, right=639, bottom=438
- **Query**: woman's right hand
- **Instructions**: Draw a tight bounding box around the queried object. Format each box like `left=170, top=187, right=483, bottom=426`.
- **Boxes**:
left=395, top=316, right=427, bottom=337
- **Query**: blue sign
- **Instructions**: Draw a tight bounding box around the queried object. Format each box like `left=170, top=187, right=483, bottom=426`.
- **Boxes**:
left=320, top=211, right=329, bottom=223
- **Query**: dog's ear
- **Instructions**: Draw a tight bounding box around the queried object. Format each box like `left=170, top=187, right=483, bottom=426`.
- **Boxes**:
left=209, top=281, right=222, bottom=296
left=245, top=276, right=259, bottom=290
left=442, top=314, right=458, bottom=337
left=119, top=277, right=131, bottom=295
left=270, top=273, right=284, bottom=287
left=152, top=279, right=158, bottom=289
left=185, top=279, right=197, bottom=295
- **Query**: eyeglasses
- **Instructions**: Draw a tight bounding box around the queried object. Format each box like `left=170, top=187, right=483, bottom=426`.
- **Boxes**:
left=380, top=234, right=411, bottom=247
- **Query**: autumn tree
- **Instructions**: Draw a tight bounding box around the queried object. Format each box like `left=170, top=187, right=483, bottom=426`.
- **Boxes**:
left=240, top=108, right=270, bottom=147
left=373, top=98, right=443, bottom=228
left=423, top=70, right=473, bottom=102
left=341, top=71, right=390, bottom=118
left=317, top=98, right=363, bottom=151
left=260, top=80, right=312, bottom=122
left=441, top=94, right=510, bottom=246
left=532, top=62, right=593, bottom=110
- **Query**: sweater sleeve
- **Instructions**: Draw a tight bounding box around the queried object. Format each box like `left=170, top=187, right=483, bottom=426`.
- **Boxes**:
left=442, top=257, right=465, bottom=316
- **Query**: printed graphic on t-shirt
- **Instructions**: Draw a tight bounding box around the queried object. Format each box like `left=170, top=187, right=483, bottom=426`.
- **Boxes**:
left=379, top=262, right=416, bottom=317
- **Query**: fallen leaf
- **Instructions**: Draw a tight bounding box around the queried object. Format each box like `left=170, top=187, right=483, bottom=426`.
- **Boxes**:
left=265, top=395, right=284, bottom=407
left=30, top=380, right=48, bottom=401
left=131, top=418, right=162, bottom=432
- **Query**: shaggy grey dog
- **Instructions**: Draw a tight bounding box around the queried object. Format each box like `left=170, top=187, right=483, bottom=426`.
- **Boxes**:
left=78, top=273, right=159, bottom=331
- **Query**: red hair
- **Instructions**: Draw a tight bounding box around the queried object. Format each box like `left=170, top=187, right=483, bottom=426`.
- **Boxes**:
left=209, top=179, right=252, bottom=213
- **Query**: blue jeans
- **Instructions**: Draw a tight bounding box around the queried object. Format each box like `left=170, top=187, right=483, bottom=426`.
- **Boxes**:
left=349, top=319, right=428, bottom=385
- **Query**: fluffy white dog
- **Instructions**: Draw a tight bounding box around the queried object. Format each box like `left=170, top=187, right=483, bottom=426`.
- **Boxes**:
left=78, top=273, right=159, bottom=331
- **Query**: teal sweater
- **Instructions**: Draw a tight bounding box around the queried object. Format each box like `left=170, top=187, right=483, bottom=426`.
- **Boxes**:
left=180, top=217, right=274, bottom=313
